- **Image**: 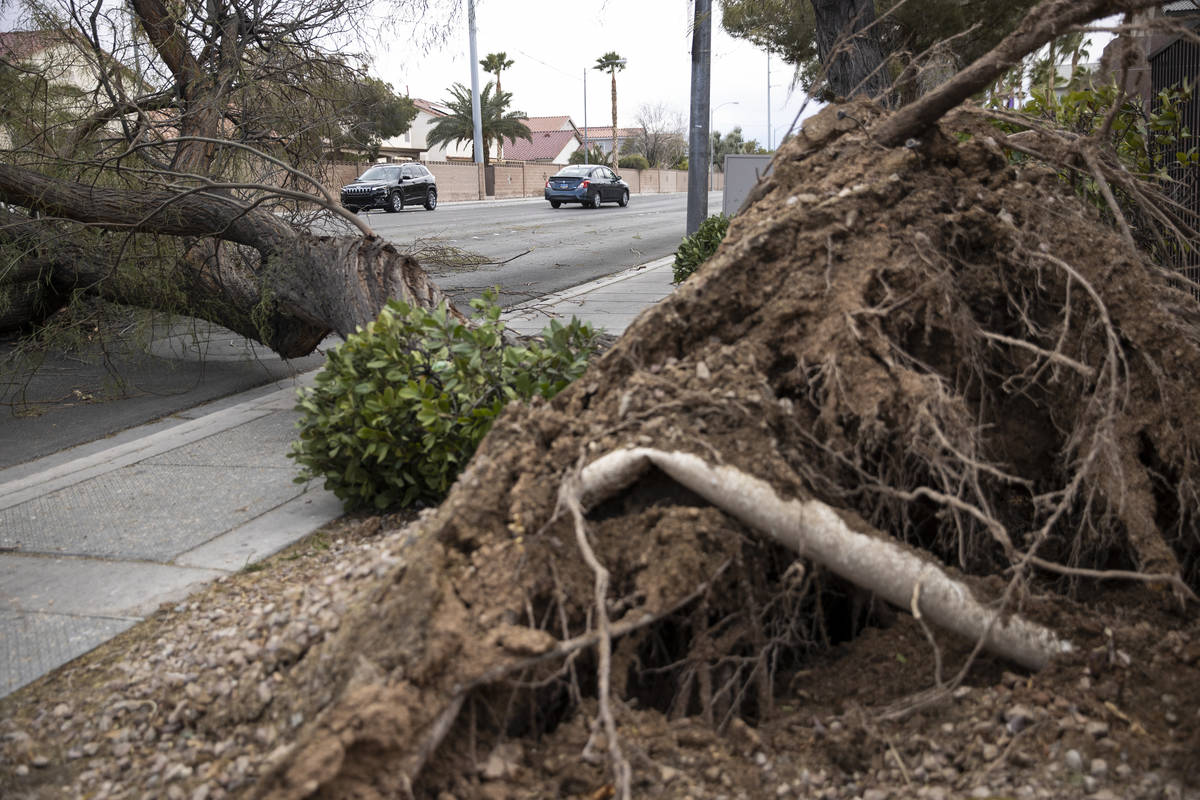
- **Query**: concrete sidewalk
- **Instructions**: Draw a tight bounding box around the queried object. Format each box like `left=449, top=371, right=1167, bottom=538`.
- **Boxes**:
left=0, top=257, right=676, bottom=698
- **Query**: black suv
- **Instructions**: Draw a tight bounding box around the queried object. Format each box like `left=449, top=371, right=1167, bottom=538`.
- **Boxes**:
left=340, top=163, right=437, bottom=213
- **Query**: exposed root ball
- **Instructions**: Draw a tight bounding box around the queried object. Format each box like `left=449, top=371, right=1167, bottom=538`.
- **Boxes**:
left=253, top=101, right=1200, bottom=797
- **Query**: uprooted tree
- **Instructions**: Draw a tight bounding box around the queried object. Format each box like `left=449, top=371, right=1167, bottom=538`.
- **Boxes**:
left=4, top=0, right=1200, bottom=796
left=206, top=1, right=1200, bottom=797
left=0, top=0, right=460, bottom=356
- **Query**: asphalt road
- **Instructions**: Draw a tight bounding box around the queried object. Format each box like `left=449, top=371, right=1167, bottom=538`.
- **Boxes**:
left=360, top=191, right=721, bottom=306
left=0, top=191, right=716, bottom=470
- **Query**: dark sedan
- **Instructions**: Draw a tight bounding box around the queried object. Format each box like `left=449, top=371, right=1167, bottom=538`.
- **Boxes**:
left=340, top=163, right=437, bottom=213
left=544, top=165, right=630, bottom=209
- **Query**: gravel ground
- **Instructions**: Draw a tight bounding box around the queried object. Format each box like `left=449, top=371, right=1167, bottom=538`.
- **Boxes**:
left=2, top=510, right=1198, bottom=799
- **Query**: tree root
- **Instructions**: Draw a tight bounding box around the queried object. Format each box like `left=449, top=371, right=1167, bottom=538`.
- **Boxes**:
left=577, top=447, right=1073, bottom=671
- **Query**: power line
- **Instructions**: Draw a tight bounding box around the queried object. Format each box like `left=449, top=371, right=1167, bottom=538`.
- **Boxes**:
left=515, top=48, right=582, bottom=82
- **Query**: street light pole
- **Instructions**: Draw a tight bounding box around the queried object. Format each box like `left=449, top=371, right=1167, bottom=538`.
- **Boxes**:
left=583, top=68, right=589, bottom=165
left=467, top=0, right=484, bottom=166
left=685, top=0, right=712, bottom=235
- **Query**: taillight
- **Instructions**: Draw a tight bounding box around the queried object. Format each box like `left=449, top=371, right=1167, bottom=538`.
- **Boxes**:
left=545, top=179, right=551, bottom=188
left=580, top=180, right=590, bottom=188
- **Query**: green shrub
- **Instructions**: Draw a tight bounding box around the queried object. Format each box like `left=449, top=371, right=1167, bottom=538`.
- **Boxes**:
left=673, top=214, right=731, bottom=284
left=617, top=153, right=650, bottom=171
left=569, top=145, right=608, bottom=165
left=290, top=291, right=600, bottom=511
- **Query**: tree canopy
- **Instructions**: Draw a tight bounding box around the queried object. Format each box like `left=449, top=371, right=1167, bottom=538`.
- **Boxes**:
left=0, top=0, right=451, bottom=356
left=720, top=0, right=1041, bottom=101
left=625, top=103, right=688, bottom=168
left=711, top=126, right=769, bottom=170
left=479, top=51, right=514, bottom=95
left=425, top=81, right=532, bottom=167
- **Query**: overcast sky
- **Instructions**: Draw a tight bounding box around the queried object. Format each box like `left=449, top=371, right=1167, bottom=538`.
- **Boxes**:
left=381, top=0, right=818, bottom=149
left=1, top=0, right=1121, bottom=150
left=0, top=0, right=813, bottom=146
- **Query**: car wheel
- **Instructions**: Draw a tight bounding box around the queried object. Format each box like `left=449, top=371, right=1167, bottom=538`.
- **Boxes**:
left=587, top=190, right=599, bottom=208
left=424, top=188, right=437, bottom=210
left=617, top=189, right=629, bottom=207
left=384, top=191, right=403, bottom=213
left=550, top=200, right=561, bottom=208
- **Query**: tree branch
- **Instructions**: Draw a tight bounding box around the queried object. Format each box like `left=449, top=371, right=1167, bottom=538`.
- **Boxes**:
left=873, top=0, right=1163, bottom=148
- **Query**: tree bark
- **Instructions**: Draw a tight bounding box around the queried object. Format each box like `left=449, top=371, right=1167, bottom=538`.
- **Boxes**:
left=128, top=0, right=232, bottom=174
left=611, top=72, right=619, bottom=167
left=810, top=0, right=891, bottom=103
left=0, top=164, right=460, bottom=358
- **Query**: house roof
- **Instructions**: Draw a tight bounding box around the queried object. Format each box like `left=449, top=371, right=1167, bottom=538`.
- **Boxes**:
left=500, top=128, right=579, bottom=161
left=0, top=30, right=77, bottom=61
left=412, top=98, right=449, bottom=117
left=579, top=126, right=643, bottom=140
left=523, top=115, right=574, bottom=132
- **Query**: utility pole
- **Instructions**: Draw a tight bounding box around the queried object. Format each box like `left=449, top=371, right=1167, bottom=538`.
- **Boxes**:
left=467, top=0, right=484, bottom=164
left=686, top=0, right=711, bottom=235
left=583, top=68, right=589, bottom=164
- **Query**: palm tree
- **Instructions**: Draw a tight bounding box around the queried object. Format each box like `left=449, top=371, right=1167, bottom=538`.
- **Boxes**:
left=479, top=52, right=515, bottom=159
left=426, top=81, right=532, bottom=167
left=593, top=51, right=626, bottom=167
left=479, top=52, right=514, bottom=96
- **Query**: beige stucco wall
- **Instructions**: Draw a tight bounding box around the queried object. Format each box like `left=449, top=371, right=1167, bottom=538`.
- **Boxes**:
left=323, top=161, right=716, bottom=202
left=430, top=162, right=486, bottom=201
left=490, top=165, right=525, bottom=199
left=521, top=164, right=558, bottom=196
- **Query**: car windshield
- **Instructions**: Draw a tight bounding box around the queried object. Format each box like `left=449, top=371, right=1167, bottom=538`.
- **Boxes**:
left=359, top=166, right=399, bottom=181
left=555, top=166, right=593, bottom=177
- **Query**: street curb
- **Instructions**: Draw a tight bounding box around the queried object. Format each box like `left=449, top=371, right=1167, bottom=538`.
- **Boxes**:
left=503, top=256, right=675, bottom=313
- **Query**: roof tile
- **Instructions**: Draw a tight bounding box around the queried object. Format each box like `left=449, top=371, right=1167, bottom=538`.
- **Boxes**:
left=500, top=129, right=579, bottom=162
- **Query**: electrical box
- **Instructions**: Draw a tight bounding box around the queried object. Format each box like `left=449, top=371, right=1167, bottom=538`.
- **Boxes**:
left=722, top=154, right=774, bottom=216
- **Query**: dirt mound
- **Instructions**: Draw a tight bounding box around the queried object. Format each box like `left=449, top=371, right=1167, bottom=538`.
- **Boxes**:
left=5, top=99, right=1200, bottom=800
left=239, top=101, right=1200, bottom=797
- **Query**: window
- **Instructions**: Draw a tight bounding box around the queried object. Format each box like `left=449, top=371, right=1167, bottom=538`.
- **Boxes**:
left=359, top=166, right=390, bottom=181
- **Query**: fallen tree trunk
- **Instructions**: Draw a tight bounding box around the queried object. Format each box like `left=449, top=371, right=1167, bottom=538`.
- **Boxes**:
left=0, top=163, right=458, bottom=357
left=0, top=205, right=333, bottom=355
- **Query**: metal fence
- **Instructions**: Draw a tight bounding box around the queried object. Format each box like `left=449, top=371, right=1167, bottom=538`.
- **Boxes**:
left=1150, top=29, right=1200, bottom=295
